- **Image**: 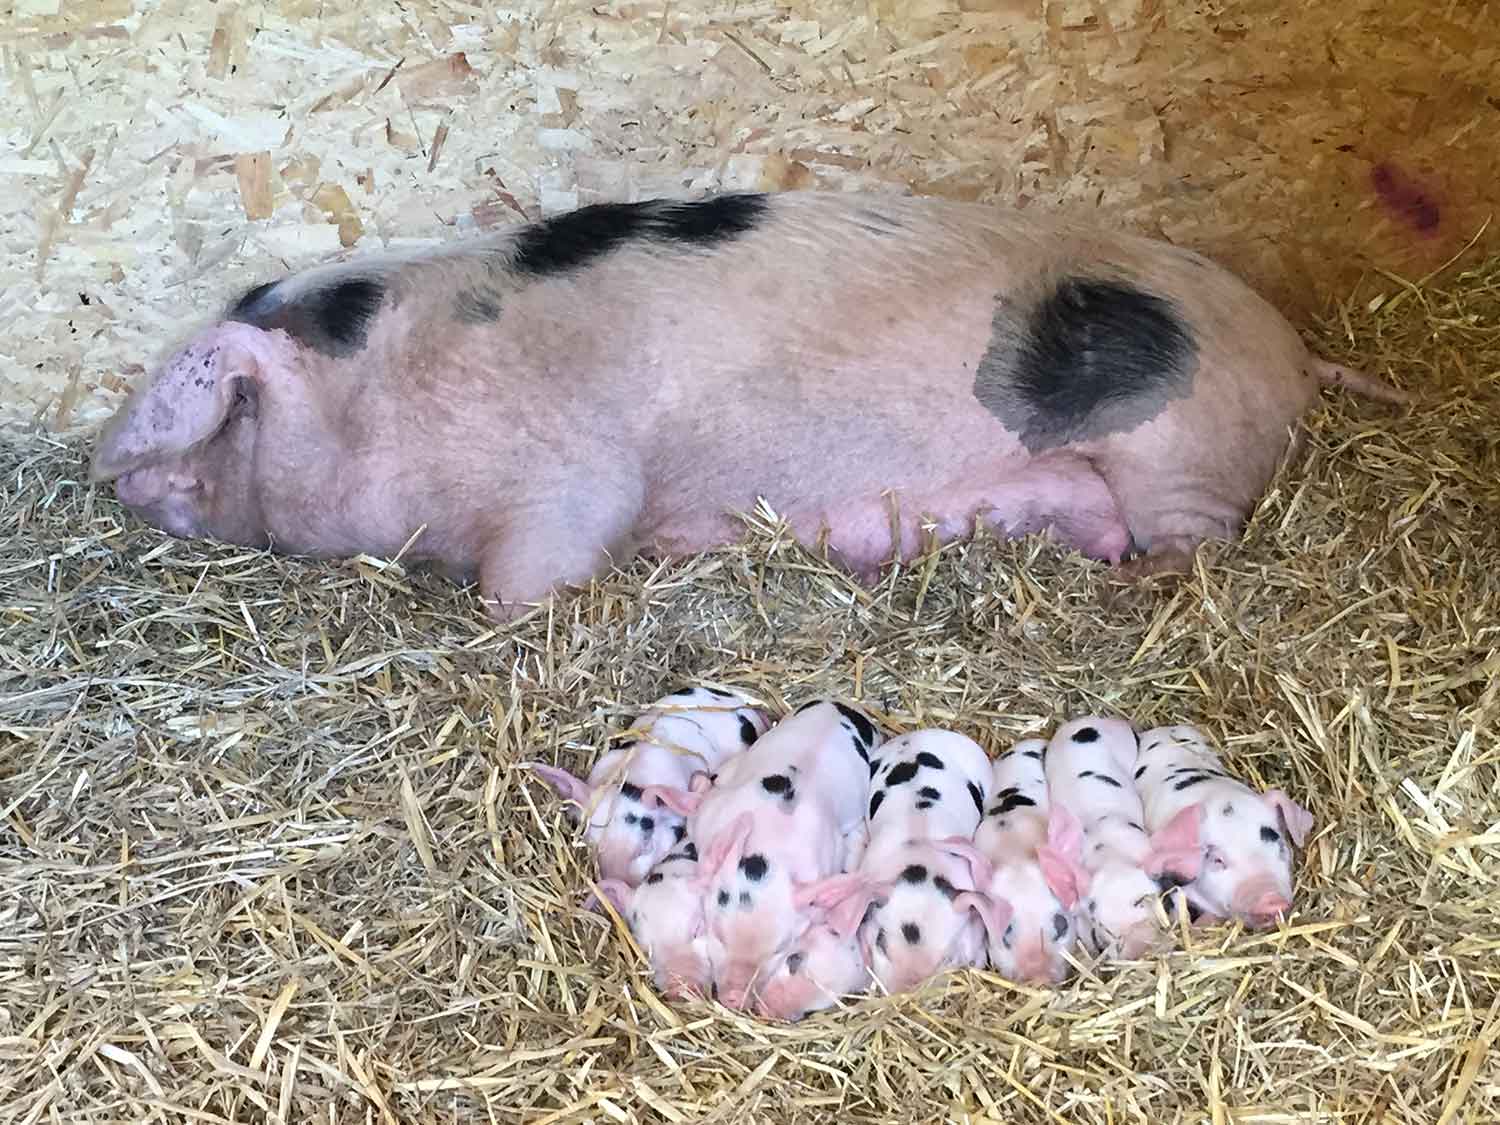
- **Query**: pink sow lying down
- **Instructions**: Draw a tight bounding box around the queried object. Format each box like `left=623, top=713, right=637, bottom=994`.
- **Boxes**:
left=89, top=191, right=1406, bottom=619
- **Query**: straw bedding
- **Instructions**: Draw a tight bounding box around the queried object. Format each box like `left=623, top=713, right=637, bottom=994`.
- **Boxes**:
left=3, top=260, right=1498, bottom=1123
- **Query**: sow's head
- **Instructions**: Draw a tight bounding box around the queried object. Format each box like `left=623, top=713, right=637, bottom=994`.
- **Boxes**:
left=90, top=275, right=384, bottom=548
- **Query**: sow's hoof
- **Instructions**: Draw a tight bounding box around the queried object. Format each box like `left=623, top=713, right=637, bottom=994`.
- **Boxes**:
left=1114, top=544, right=1199, bottom=582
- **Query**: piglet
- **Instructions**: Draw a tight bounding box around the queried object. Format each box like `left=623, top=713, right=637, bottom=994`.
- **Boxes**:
left=645, top=699, right=883, bottom=1008
left=525, top=686, right=768, bottom=885
left=597, top=836, right=715, bottom=999
left=1042, top=717, right=1197, bottom=960
left=803, top=729, right=994, bottom=997
left=753, top=890, right=872, bottom=1021
left=947, top=738, right=1083, bottom=983
left=1134, top=724, right=1314, bottom=929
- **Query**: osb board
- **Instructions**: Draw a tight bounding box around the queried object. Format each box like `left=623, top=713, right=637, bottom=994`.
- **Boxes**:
left=0, top=0, right=1495, bottom=428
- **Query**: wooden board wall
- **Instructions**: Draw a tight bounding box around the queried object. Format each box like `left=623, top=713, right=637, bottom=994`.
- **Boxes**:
left=2, top=0, right=1495, bottom=428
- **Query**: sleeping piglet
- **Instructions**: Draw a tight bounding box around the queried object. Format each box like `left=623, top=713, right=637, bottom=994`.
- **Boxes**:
left=597, top=838, right=714, bottom=999
left=948, top=738, right=1083, bottom=983
left=1042, top=717, right=1199, bottom=960
left=752, top=899, right=872, bottom=1022
left=1134, top=724, right=1314, bottom=928
left=525, top=686, right=768, bottom=885
left=645, top=700, right=883, bottom=1008
left=88, top=190, right=1406, bottom=622
left=803, top=729, right=994, bottom=997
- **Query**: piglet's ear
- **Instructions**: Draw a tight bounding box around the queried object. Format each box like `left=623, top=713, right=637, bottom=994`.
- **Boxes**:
left=825, top=881, right=890, bottom=941
left=1045, top=804, right=1086, bottom=862
left=936, top=836, right=994, bottom=887
left=793, top=872, right=867, bottom=913
left=1037, top=845, right=1090, bottom=908
left=695, top=812, right=754, bottom=884
left=1264, top=790, right=1314, bottom=847
left=952, top=891, right=1013, bottom=948
left=1145, top=805, right=1204, bottom=881
left=525, top=763, right=593, bottom=810
left=640, top=785, right=701, bottom=817
left=90, top=323, right=280, bottom=483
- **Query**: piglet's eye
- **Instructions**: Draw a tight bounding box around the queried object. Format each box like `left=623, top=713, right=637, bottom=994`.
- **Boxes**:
left=1210, top=854, right=1229, bottom=871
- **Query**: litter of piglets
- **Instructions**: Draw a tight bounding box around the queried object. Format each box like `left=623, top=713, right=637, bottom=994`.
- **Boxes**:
left=525, top=687, right=1314, bottom=1021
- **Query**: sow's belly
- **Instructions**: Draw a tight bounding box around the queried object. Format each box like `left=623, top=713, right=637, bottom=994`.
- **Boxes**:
left=637, top=406, right=1131, bottom=574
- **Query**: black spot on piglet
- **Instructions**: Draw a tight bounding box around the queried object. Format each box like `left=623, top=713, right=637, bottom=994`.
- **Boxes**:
left=1260, top=825, right=1282, bottom=845
left=646, top=872, right=664, bottom=885
left=899, top=864, right=928, bottom=884
left=884, top=761, right=919, bottom=787
left=739, top=854, right=768, bottom=881
left=966, top=781, right=984, bottom=813
left=1071, top=726, right=1100, bottom=743
left=992, top=792, right=1037, bottom=815
left=738, top=714, right=759, bottom=745
left=833, top=702, right=878, bottom=747
left=915, top=752, right=945, bottom=770
left=901, top=922, right=922, bottom=944
left=933, top=875, right=958, bottom=900
left=868, top=789, right=887, bottom=820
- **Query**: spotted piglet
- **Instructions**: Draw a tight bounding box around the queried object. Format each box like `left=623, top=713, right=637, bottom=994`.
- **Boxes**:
left=803, top=730, right=994, bottom=997
left=946, top=738, right=1084, bottom=983
left=1042, top=717, right=1198, bottom=960
left=646, top=700, right=884, bottom=1008
left=526, top=686, right=769, bottom=885
left=753, top=899, right=871, bottom=1022
left=1134, top=724, right=1314, bottom=929
left=597, top=836, right=715, bottom=998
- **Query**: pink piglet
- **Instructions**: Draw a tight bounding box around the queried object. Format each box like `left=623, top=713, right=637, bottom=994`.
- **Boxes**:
left=1134, top=724, right=1313, bottom=929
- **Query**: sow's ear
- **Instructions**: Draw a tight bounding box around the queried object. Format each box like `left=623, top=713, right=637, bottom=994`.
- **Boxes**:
left=90, top=323, right=283, bottom=483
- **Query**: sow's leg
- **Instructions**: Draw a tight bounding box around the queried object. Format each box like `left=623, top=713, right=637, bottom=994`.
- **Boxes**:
left=476, top=478, right=645, bottom=621
left=1098, top=444, right=1269, bottom=577
left=974, top=455, right=1133, bottom=563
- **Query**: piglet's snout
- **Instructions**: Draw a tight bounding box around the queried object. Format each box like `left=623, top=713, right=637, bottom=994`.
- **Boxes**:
left=1236, top=884, right=1292, bottom=928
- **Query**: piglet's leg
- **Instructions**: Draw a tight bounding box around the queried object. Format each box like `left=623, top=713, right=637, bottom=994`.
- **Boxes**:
left=477, top=485, right=643, bottom=621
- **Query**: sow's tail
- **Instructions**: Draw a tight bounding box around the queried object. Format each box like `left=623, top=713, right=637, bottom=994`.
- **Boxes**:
left=1310, top=359, right=1412, bottom=405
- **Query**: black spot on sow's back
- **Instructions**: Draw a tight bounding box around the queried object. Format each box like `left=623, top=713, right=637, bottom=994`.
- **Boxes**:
left=511, top=194, right=769, bottom=278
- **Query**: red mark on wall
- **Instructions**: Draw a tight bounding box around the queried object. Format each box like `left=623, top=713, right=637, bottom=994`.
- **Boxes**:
left=1370, top=162, right=1441, bottom=236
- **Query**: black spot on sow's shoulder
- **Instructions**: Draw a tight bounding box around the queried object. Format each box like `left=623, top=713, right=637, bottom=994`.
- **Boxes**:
left=511, top=194, right=769, bottom=279
left=228, top=277, right=386, bottom=359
